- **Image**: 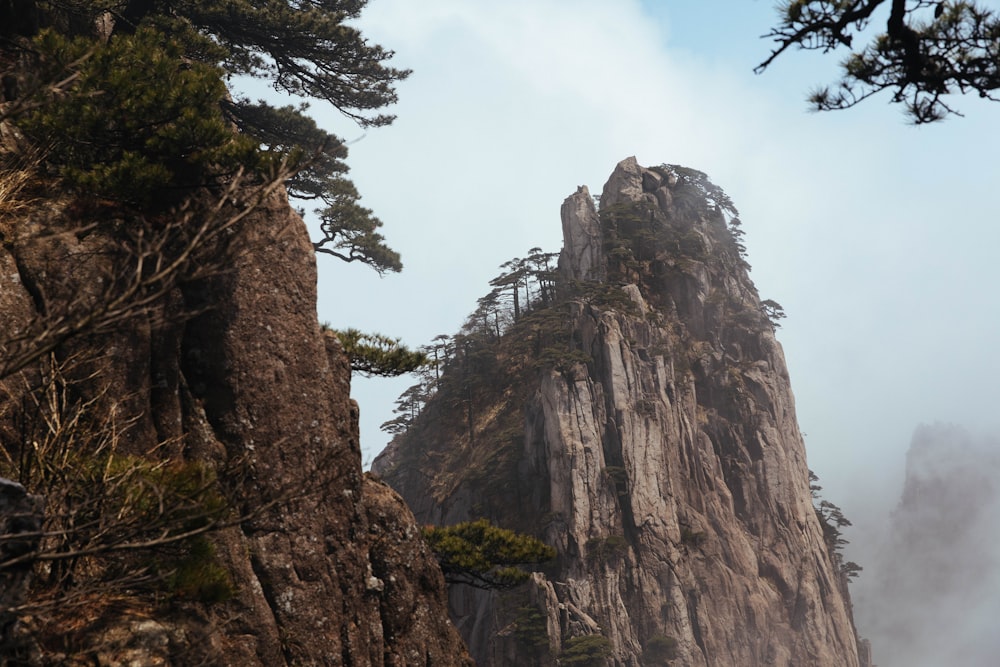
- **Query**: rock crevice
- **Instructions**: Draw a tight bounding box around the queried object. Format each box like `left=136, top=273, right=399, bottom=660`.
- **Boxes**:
left=376, top=157, right=868, bottom=667
left=0, top=160, right=471, bottom=664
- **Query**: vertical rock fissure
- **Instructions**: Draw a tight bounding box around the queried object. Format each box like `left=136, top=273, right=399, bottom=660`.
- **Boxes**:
left=686, top=587, right=707, bottom=659
left=603, top=407, right=639, bottom=545
left=9, top=254, right=44, bottom=317
left=374, top=157, right=866, bottom=666
left=247, top=552, right=295, bottom=665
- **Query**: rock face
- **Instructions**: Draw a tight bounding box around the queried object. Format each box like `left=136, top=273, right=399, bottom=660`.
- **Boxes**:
left=0, top=138, right=470, bottom=664
left=0, top=478, right=43, bottom=653
left=375, top=158, right=867, bottom=666
left=559, top=186, right=604, bottom=283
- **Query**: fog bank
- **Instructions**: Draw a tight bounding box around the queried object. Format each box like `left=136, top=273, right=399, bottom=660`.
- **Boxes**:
left=853, top=423, right=1000, bottom=666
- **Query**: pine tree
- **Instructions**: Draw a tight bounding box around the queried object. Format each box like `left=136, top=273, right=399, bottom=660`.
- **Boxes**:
left=757, top=1, right=1000, bottom=123
left=16, top=26, right=259, bottom=206
left=333, top=328, right=428, bottom=378
left=4, top=0, right=408, bottom=271
left=422, top=519, right=556, bottom=590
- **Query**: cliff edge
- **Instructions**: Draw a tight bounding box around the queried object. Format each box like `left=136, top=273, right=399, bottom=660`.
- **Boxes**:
left=375, top=157, right=869, bottom=666
left=0, top=126, right=470, bottom=664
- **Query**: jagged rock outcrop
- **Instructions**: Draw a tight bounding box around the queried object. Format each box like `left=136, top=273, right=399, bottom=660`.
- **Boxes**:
left=375, top=157, right=868, bottom=666
left=559, top=186, right=604, bottom=283
left=0, top=136, right=471, bottom=664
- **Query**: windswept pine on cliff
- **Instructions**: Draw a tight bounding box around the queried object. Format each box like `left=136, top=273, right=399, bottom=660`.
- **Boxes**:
left=0, top=2, right=472, bottom=658
left=374, top=157, right=871, bottom=667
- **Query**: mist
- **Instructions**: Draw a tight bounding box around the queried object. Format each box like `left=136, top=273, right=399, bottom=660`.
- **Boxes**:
left=851, top=424, right=1000, bottom=666
left=307, top=2, right=1000, bottom=662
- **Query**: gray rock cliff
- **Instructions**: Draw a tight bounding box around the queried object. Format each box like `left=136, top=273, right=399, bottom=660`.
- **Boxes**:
left=375, top=157, right=868, bottom=666
left=559, top=185, right=604, bottom=283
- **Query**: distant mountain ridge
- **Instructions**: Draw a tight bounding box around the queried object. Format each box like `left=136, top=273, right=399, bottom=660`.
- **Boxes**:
left=856, top=423, right=1000, bottom=666
left=374, top=157, right=871, bottom=666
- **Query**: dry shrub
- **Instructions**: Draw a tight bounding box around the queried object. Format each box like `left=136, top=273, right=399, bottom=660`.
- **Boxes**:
left=0, top=147, right=40, bottom=230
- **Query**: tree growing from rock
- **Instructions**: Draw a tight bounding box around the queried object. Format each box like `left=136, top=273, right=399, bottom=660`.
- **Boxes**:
left=332, top=328, right=429, bottom=378
left=422, top=519, right=556, bottom=590
left=560, top=635, right=613, bottom=667
left=0, top=1, right=411, bottom=653
left=809, top=471, right=864, bottom=583
left=3, top=0, right=407, bottom=272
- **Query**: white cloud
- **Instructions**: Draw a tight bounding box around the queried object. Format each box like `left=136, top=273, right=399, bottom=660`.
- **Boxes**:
left=312, top=11, right=1000, bottom=645
left=321, top=0, right=827, bottom=464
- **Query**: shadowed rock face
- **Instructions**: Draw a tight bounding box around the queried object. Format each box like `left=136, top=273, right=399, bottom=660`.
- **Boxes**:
left=0, top=477, right=43, bottom=648
left=375, top=158, right=868, bottom=667
left=0, top=162, right=471, bottom=664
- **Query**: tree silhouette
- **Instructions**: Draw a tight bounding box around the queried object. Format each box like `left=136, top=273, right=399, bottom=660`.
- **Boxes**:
left=332, top=328, right=428, bottom=378
left=758, top=1, right=1000, bottom=123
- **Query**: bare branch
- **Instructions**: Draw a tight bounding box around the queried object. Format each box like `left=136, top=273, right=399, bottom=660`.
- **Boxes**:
left=758, top=1, right=1000, bottom=122
left=0, top=160, right=296, bottom=381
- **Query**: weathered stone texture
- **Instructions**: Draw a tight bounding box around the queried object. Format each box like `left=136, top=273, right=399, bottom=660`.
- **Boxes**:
left=558, top=185, right=604, bottom=283
left=0, top=162, right=470, bottom=664
left=377, top=158, right=866, bottom=666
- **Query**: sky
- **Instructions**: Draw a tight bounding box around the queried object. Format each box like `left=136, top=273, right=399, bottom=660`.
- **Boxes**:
left=299, top=2, right=1000, bottom=660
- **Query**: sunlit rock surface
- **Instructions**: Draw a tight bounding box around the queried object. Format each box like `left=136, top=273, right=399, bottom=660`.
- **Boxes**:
left=375, top=157, right=868, bottom=666
left=559, top=185, right=604, bottom=283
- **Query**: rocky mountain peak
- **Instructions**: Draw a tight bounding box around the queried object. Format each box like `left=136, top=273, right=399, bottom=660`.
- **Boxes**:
left=375, top=158, right=870, bottom=666
left=600, top=155, right=651, bottom=209
left=559, top=184, right=604, bottom=283
left=857, top=424, right=1000, bottom=666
